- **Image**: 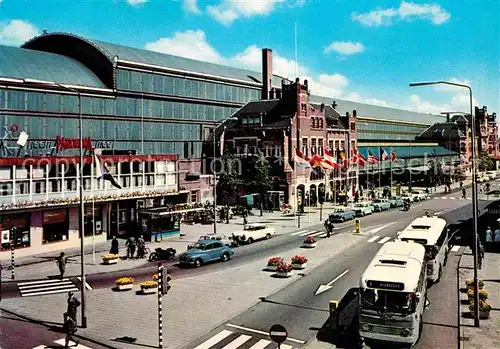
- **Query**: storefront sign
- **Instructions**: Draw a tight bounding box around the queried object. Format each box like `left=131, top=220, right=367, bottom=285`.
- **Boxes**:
left=56, top=137, right=93, bottom=151
left=27, top=138, right=114, bottom=152
left=367, top=280, right=405, bottom=291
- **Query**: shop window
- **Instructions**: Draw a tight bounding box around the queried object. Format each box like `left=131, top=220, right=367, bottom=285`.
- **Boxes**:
left=0, top=212, right=31, bottom=250
left=191, top=191, right=198, bottom=203
left=42, top=209, right=69, bottom=243
left=0, top=183, right=12, bottom=196
left=84, top=205, right=103, bottom=236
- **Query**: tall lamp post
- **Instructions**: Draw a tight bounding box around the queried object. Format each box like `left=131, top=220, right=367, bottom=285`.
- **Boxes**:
left=409, top=81, right=479, bottom=327
left=23, top=79, right=87, bottom=328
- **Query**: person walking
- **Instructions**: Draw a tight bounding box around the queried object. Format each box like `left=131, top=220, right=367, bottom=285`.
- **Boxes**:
left=67, top=291, right=81, bottom=323
left=462, top=188, right=467, bottom=199
left=478, top=239, right=485, bottom=269
left=136, top=235, right=146, bottom=259
left=56, top=252, right=68, bottom=280
left=125, top=236, right=136, bottom=259
left=109, top=236, right=119, bottom=255
left=63, top=312, right=79, bottom=348
left=494, top=226, right=500, bottom=252
left=485, top=227, right=494, bottom=252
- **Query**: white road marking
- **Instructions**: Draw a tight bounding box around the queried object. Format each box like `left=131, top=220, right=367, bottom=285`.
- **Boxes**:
left=299, top=231, right=315, bottom=236
left=193, top=330, right=233, bottom=349
left=291, top=230, right=307, bottom=236
left=248, top=339, right=272, bottom=349
left=226, top=324, right=306, bottom=344
left=378, top=237, right=391, bottom=244
left=397, top=230, right=404, bottom=236
left=435, top=209, right=448, bottom=215
left=18, top=278, right=71, bottom=286
left=367, top=236, right=380, bottom=243
left=451, top=245, right=461, bottom=252
left=281, top=345, right=293, bottom=349
left=221, top=334, right=251, bottom=349
left=309, top=231, right=325, bottom=237
left=53, top=339, right=93, bottom=348
left=76, top=276, right=93, bottom=290
left=18, top=279, right=78, bottom=297
left=32, top=346, right=46, bottom=349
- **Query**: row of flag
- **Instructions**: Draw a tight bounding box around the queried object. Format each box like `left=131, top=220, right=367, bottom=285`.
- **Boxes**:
left=295, top=147, right=398, bottom=169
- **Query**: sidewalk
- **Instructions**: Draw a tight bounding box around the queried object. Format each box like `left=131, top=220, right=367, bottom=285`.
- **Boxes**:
left=1, top=208, right=325, bottom=281
left=458, top=248, right=500, bottom=349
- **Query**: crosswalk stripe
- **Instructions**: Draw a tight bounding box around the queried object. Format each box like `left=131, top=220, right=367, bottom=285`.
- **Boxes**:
left=451, top=245, right=460, bottom=252
left=18, top=278, right=80, bottom=297
left=76, top=276, right=93, bottom=290
left=53, top=338, right=93, bottom=348
left=248, top=339, right=272, bottom=349
left=281, top=345, right=293, bottom=349
left=299, top=231, right=315, bottom=236
left=309, top=231, right=325, bottom=237
left=221, top=334, right=252, bottom=349
left=290, top=230, right=308, bottom=236
left=18, top=278, right=71, bottom=286
left=21, top=286, right=79, bottom=297
left=378, top=237, right=391, bottom=244
left=19, top=280, right=73, bottom=290
left=367, top=236, right=380, bottom=243
left=194, top=330, right=233, bottom=349
left=315, top=233, right=327, bottom=238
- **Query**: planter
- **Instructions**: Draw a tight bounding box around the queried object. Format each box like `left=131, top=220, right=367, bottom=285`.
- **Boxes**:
left=141, top=287, right=158, bottom=294
left=103, top=259, right=118, bottom=265
left=480, top=311, right=490, bottom=319
left=274, top=271, right=292, bottom=278
left=302, top=242, right=317, bottom=248
left=292, top=262, right=307, bottom=270
left=267, top=265, right=278, bottom=271
left=117, top=284, right=133, bottom=291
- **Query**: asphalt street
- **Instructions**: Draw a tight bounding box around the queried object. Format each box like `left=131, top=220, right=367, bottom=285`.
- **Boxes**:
left=0, top=310, right=107, bottom=349
left=183, top=187, right=487, bottom=349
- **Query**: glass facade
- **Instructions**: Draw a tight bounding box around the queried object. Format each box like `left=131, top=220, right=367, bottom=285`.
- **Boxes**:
left=358, top=121, right=428, bottom=141
left=115, top=69, right=261, bottom=104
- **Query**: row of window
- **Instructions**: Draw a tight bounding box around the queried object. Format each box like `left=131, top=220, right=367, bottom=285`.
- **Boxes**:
left=358, top=122, right=427, bottom=135
left=358, top=131, right=417, bottom=141
left=0, top=89, right=238, bottom=122
left=115, top=69, right=260, bottom=104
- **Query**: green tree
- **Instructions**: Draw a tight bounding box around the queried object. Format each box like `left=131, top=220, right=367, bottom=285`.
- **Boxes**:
left=478, top=152, right=494, bottom=171
left=217, top=152, right=241, bottom=223
left=248, top=152, right=273, bottom=217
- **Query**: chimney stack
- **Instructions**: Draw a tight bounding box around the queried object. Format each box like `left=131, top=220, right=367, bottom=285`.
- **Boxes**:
left=320, top=103, right=325, bottom=112
left=353, top=110, right=357, bottom=117
left=262, top=48, right=273, bottom=100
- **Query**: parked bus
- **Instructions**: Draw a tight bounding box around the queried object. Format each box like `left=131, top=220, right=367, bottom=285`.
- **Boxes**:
left=359, top=241, right=427, bottom=349
left=397, top=216, right=449, bottom=284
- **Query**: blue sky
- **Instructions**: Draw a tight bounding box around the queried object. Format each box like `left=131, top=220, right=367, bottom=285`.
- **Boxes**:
left=1, top=0, right=498, bottom=115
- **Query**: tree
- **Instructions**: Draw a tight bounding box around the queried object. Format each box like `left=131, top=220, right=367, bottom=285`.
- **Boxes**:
left=217, top=152, right=241, bottom=223
left=478, top=152, right=494, bottom=171
left=247, top=152, right=273, bottom=216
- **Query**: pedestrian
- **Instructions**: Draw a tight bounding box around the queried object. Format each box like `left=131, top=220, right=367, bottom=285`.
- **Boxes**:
left=494, top=226, right=500, bottom=252
left=63, top=312, right=79, bottom=348
left=462, top=188, right=466, bottom=199
left=478, top=240, right=485, bottom=270
left=125, top=236, right=136, bottom=259
left=67, top=291, right=81, bottom=322
left=136, top=235, right=146, bottom=259
left=485, top=227, right=493, bottom=252
left=56, top=252, right=68, bottom=280
left=109, top=236, right=119, bottom=255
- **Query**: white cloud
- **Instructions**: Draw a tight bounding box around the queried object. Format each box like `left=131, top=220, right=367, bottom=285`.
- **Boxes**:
left=406, top=93, right=479, bottom=114
left=0, top=19, right=39, bottom=46
left=352, top=1, right=451, bottom=27
left=183, top=0, right=201, bottom=14
left=324, top=41, right=365, bottom=55
left=127, top=0, right=149, bottom=6
left=144, top=30, right=222, bottom=64
left=207, top=0, right=285, bottom=26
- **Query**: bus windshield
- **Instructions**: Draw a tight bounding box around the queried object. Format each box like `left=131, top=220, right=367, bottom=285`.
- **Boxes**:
left=361, top=288, right=413, bottom=312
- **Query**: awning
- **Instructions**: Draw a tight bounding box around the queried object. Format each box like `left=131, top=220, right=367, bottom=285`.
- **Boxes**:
left=358, top=145, right=459, bottom=159
left=139, top=207, right=205, bottom=217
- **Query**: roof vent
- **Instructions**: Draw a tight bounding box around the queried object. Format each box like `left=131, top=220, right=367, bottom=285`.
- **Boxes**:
left=379, top=259, right=407, bottom=265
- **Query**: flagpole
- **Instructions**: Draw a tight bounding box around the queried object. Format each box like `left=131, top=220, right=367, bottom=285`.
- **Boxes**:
left=390, top=148, right=393, bottom=196
left=91, top=154, right=95, bottom=266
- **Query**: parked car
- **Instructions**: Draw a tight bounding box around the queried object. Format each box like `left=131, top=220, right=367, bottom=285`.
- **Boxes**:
left=388, top=196, right=404, bottom=208
left=232, top=223, right=275, bottom=244
left=178, top=239, right=234, bottom=268
left=353, top=202, right=374, bottom=216
left=412, top=191, right=429, bottom=201
left=401, top=193, right=415, bottom=203
left=371, top=199, right=391, bottom=212
left=187, top=234, right=232, bottom=249
left=328, top=208, right=357, bottom=222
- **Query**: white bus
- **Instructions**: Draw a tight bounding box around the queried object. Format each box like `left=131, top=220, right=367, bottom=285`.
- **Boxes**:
left=397, top=216, right=449, bottom=284
left=359, top=241, right=427, bottom=349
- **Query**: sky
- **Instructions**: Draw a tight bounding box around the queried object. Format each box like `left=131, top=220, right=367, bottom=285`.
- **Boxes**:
left=0, top=0, right=499, bottom=115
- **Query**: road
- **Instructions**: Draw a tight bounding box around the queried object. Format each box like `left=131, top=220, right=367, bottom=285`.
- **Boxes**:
left=183, top=191, right=488, bottom=349
left=0, top=310, right=107, bottom=349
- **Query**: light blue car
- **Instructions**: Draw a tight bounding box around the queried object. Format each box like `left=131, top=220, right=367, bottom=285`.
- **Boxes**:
left=371, top=199, right=391, bottom=212
left=388, top=196, right=404, bottom=208
left=178, top=239, right=234, bottom=268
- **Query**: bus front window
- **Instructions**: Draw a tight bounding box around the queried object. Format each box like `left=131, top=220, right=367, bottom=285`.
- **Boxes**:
left=361, top=289, right=413, bottom=312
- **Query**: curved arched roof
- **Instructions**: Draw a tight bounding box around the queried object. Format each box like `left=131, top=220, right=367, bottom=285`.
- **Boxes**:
left=0, top=45, right=106, bottom=88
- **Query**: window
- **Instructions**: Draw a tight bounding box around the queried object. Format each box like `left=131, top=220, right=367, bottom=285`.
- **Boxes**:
left=190, top=191, right=198, bottom=203
left=318, top=139, right=324, bottom=156
left=0, top=212, right=31, bottom=250
left=275, top=145, right=282, bottom=157
left=301, top=103, right=307, bottom=111
left=328, top=140, right=334, bottom=152
left=84, top=205, right=103, bottom=236
left=311, top=139, right=317, bottom=155
left=42, top=209, right=69, bottom=243
left=350, top=122, right=356, bottom=131
left=334, top=140, right=340, bottom=150
left=302, top=137, right=308, bottom=156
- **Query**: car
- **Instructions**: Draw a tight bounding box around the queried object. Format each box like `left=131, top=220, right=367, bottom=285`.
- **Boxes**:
left=412, top=191, right=429, bottom=201
left=353, top=202, right=374, bottom=216
left=388, top=196, right=404, bottom=207
left=187, top=234, right=232, bottom=249
left=371, top=199, right=391, bottom=212
left=178, top=239, right=235, bottom=268
left=486, top=171, right=497, bottom=180
left=401, top=193, right=415, bottom=203
left=328, top=207, right=357, bottom=222
left=232, top=223, right=275, bottom=244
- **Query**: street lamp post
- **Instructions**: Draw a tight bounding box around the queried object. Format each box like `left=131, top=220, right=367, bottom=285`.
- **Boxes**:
left=23, top=79, right=87, bottom=328
left=409, top=81, right=479, bottom=327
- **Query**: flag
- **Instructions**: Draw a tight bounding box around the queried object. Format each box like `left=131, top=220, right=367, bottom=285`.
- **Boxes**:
left=94, top=155, right=122, bottom=189
left=391, top=149, right=398, bottom=163
left=356, top=149, right=366, bottom=166
left=338, top=150, right=348, bottom=168
left=310, top=154, right=324, bottom=168
left=219, top=127, right=226, bottom=155
left=380, top=147, right=390, bottom=161
left=294, top=149, right=312, bottom=168
left=367, top=150, right=379, bottom=164
left=324, top=149, right=341, bottom=169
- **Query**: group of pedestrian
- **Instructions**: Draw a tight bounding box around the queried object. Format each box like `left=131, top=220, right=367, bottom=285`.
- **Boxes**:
left=62, top=291, right=81, bottom=348
left=124, top=235, right=146, bottom=259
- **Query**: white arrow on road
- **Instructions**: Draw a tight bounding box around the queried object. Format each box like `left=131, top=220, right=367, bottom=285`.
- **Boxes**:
left=365, top=222, right=395, bottom=235
left=314, top=269, right=349, bottom=296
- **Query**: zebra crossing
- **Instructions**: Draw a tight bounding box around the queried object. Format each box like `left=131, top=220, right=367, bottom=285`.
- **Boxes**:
left=33, top=338, right=93, bottom=348
left=289, top=230, right=333, bottom=238
left=193, top=328, right=300, bottom=349
left=435, top=196, right=467, bottom=200
left=367, top=235, right=395, bottom=244
left=18, top=278, right=79, bottom=297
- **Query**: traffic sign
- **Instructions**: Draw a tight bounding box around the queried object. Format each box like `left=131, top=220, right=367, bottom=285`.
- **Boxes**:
left=269, top=324, right=288, bottom=344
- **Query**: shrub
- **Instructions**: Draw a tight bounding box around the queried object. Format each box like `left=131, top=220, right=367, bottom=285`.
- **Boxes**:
left=304, top=236, right=317, bottom=244
left=115, top=277, right=134, bottom=285
left=469, top=300, right=491, bottom=312
left=267, top=257, right=284, bottom=266
left=291, top=255, right=308, bottom=264
left=140, top=281, right=159, bottom=289
left=276, top=262, right=293, bottom=273
left=479, top=290, right=489, bottom=300
left=466, top=279, right=485, bottom=287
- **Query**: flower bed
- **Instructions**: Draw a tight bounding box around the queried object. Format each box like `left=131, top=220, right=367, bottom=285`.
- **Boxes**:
left=466, top=279, right=484, bottom=290
left=274, top=262, right=293, bottom=278
left=303, top=236, right=317, bottom=248
left=115, top=277, right=134, bottom=291
left=153, top=274, right=159, bottom=281
left=469, top=300, right=491, bottom=319
left=291, top=255, right=308, bottom=269
left=140, top=281, right=159, bottom=294
left=267, top=257, right=284, bottom=271
left=102, top=254, right=119, bottom=264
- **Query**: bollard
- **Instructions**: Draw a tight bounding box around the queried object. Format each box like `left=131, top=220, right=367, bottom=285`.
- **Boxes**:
left=355, top=219, right=361, bottom=234
left=158, top=264, right=163, bottom=349
left=11, top=243, right=14, bottom=280
left=329, top=300, right=338, bottom=329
